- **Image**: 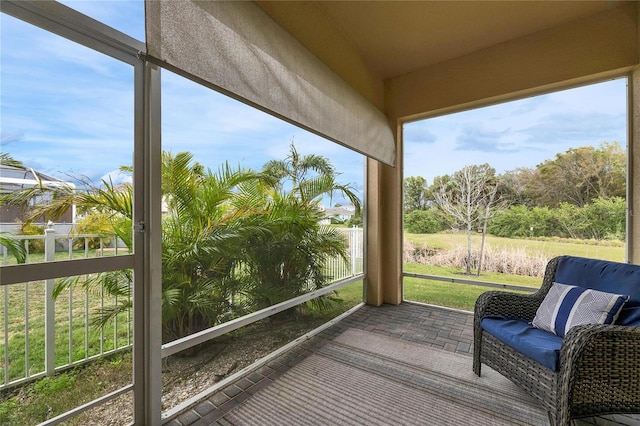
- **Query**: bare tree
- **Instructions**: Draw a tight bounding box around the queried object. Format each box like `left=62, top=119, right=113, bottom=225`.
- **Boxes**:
left=434, top=164, right=498, bottom=275
left=476, top=183, right=500, bottom=276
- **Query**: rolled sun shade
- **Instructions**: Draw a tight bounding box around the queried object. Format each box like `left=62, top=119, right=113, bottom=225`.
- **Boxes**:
left=145, top=0, right=396, bottom=166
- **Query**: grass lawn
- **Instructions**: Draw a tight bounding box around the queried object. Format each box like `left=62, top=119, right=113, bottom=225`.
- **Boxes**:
left=403, top=264, right=535, bottom=311
left=332, top=280, right=364, bottom=309
left=0, top=278, right=132, bottom=384
left=0, top=352, right=132, bottom=425
left=334, top=264, right=535, bottom=313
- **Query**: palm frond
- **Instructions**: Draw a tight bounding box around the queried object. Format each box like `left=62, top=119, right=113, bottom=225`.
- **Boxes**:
left=89, top=301, right=133, bottom=329
left=0, top=234, right=26, bottom=264
left=52, top=270, right=132, bottom=299
left=0, top=153, right=25, bottom=168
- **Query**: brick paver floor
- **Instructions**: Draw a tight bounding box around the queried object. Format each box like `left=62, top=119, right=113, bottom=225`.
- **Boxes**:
left=164, top=301, right=638, bottom=426
left=163, top=302, right=476, bottom=426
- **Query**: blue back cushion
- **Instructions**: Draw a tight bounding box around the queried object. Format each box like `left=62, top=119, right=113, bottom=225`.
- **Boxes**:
left=555, top=256, right=640, bottom=326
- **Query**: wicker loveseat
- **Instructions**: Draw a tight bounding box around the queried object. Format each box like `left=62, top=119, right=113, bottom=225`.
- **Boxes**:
left=473, top=255, right=640, bottom=425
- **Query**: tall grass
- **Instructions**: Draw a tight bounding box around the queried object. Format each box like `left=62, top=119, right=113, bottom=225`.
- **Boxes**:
left=402, top=231, right=626, bottom=310
left=405, top=232, right=625, bottom=262
left=405, top=241, right=548, bottom=277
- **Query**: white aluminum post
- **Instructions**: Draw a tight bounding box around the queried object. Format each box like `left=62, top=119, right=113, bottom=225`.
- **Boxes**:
left=351, top=226, right=357, bottom=276
left=44, top=221, right=56, bottom=376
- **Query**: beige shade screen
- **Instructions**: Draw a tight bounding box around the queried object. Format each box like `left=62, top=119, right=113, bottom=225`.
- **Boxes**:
left=145, top=0, right=395, bottom=166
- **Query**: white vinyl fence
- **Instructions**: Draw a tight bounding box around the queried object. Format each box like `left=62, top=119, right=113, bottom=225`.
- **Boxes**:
left=332, top=226, right=364, bottom=278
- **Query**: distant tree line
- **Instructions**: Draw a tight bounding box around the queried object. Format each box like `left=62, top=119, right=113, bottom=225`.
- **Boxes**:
left=404, top=142, right=626, bottom=241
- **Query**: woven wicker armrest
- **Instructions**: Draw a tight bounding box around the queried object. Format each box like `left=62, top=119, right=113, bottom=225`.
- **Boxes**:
left=556, top=324, right=640, bottom=423
left=474, top=290, right=544, bottom=322
left=474, top=256, right=561, bottom=323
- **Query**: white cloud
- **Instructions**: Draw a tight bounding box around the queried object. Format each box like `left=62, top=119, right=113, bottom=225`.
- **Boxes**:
left=100, top=169, right=133, bottom=186
left=404, top=78, right=628, bottom=183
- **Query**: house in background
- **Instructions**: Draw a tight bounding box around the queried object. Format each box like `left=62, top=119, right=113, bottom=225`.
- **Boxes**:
left=320, top=204, right=357, bottom=225
left=0, top=164, right=76, bottom=234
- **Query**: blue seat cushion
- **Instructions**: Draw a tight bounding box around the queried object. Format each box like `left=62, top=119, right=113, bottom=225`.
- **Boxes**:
left=555, top=256, right=640, bottom=326
left=481, top=316, right=563, bottom=371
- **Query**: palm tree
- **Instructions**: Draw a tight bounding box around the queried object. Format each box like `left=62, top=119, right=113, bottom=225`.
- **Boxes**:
left=262, top=141, right=335, bottom=198
left=2, top=146, right=359, bottom=338
left=159, top=152, right=274, bottom=341
left=262, top=141, right=362, bottom=209
left=0, top=152, right=272, bottom=342
left=239, top=145, right=362, bottom=314
left=238, top=188, right=349, bottom=312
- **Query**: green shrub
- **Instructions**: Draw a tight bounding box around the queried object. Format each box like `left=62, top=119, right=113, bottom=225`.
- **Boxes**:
left=20, top=223, right=45, bottom=253
left=404, top=209, right=445, bottom=234
left=0, top=400, right=18, bottom=422
left=73, top=212, right=115, bottom=249
left=580, top=197, right=625, bottom=240
left=487, top=205, right=550, bottom=237
left=489, top=199, right=624, bottom=241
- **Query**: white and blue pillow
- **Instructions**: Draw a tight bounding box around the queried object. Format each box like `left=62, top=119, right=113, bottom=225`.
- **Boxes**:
left=532, top=282, right=629, bottom=337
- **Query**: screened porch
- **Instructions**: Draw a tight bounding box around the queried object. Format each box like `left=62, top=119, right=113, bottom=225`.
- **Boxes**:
left=0, top=1, right=639, bottom=425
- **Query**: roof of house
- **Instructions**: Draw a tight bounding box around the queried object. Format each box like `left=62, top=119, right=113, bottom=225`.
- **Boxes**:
left=0, top=165, right=75, bottom=193
left=323, top=206, right=356, bottom=217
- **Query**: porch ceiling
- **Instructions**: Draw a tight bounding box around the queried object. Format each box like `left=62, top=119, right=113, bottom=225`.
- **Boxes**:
left=256, top=1, right=638, bottom=120
left=257, top=1, right=617, bottom=81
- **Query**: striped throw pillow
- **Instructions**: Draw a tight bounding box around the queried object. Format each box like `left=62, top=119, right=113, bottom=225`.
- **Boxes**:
left=532, top=282, right=628, bottom=337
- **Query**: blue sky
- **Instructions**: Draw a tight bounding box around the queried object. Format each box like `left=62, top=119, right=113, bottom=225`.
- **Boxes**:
left=404, top=79, right=627, bottom=184
left=1, top=1, right=628, bottom=202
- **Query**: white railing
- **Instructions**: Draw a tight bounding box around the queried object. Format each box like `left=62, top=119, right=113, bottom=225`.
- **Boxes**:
left=0, top=227, right=132, bottom=391
left=0, top=226, right=364, bottom=390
